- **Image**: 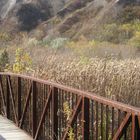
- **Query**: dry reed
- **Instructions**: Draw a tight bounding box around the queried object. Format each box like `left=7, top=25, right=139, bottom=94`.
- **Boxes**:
left=34, top=55, right=140, bottom=107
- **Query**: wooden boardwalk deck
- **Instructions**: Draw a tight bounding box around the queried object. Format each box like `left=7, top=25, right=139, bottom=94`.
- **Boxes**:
left=0, top=116, right=32, bottom=140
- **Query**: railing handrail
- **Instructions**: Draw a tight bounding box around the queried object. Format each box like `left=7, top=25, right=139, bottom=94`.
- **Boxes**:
left=0, top=72, right=139, bottom=115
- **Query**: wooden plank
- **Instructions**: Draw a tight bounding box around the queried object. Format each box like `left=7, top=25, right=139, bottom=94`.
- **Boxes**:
left=0, top=115, right=32, bottom=140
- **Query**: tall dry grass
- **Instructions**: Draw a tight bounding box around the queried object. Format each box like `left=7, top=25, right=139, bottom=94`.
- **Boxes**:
left=2, top=35, right=140, bottom=107
left=35, top=56, right=140, bottom=107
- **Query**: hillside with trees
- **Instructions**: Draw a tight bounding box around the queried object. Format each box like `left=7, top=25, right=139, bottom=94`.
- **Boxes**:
left=0, top=0, right=140, bottom=107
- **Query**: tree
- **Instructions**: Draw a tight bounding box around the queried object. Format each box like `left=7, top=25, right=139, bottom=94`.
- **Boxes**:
left=16, top=3, right=49, bottom=31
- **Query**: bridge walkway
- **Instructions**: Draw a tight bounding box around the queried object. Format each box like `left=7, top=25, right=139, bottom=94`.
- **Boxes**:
left=0, top=115, right=32, bottom=140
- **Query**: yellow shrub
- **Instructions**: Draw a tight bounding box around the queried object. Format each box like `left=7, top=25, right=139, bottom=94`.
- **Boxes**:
left=13, top=48, right=32, bottom=73
left=0, top=32, right=11, bottom=41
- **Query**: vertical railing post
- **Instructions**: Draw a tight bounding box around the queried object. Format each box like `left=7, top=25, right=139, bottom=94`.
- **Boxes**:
left=17, top=77, right=21, bottom=126
left=96, top=102, right=99, bottom=140
left=52, top=87, right=58, bottom=140
left=132, top=114, right=135, bottom=140
left=82, top=97, right=89, bottom=140
left=136, top=116, right=140, bottom=140
left=106, top=105, right=109, bottom=140
left=32, top=81, right=37, bottom=138
left=0, top=75, right=6, bottom=116
left=6, top=75, right=10, bottom=119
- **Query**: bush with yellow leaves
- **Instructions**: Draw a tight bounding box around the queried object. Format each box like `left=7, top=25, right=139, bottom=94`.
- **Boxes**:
left=0, top=50, right=9, bottom=71
left=0, top=32, right=11, bottom=42
left=63, top=101, right=75, bottom=140
left=12, top=48, right=32, bottom=73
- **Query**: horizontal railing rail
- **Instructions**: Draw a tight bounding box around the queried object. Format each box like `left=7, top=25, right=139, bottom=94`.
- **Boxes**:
left=0, top=72, right=140, bottom=140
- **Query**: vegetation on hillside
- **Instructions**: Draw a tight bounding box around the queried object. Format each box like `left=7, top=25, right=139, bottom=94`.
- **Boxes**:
left=0, top=3, right=140, bottom=108
left=17, top=3, right=50, bottom=31
left=0, top=35, right=140, bottom=107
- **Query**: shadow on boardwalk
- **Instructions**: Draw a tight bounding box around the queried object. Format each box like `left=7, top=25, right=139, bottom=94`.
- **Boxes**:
left=0, top=135, right=6, bottom=140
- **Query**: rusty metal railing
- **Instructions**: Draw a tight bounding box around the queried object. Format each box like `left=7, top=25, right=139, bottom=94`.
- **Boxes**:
left=0, top=72, right=139, bottom=140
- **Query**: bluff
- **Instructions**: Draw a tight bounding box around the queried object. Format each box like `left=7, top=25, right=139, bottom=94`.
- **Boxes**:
left=0, top=0, right=139, bottom=39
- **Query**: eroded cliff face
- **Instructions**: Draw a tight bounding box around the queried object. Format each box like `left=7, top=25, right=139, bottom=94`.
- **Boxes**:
left=0, top=0, right=16, bottom=19
left=0, top=0, right=113, bottom=39
left=39, top=0, right=69, bottom=15
left=0, top=0, right=139, bottom=38
left=0, top=0, right=71, bottom=31
left=0, top=0, right=70, bottom=19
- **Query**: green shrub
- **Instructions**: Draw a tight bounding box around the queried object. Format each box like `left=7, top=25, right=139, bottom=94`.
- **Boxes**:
left=37, top=37, right=52, bottom=47
left=101, top=23, right=120, bottom=43
left=0, top=50, right=9, bottom=71
left=129, top=31, right=140, bottom=49
left=99, top=23, right=124, bottom=43
left=117, top=5, right=140, bottom=23
left=98, top=20, right=140, bottom=44
left=50, top=37, right=69, bottom=49
left=0, top=32, right=11, bottom=42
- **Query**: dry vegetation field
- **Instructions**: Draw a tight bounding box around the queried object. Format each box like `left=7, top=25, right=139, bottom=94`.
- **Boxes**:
left=36, top=55, right=140, bottom=107
left=0, top=34, right=139, bottom=107
left=0, top=3, right=140, bottom=107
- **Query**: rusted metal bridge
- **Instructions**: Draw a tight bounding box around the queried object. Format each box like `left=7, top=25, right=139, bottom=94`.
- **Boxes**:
left=0, top=73, right=139, bottom=140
